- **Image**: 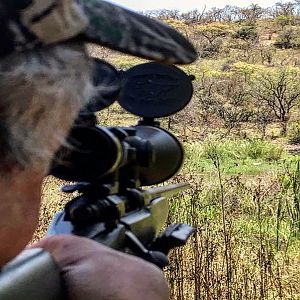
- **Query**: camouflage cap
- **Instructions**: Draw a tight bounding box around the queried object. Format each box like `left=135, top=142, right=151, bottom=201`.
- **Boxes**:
left=0, top=0, right=197, bottom=64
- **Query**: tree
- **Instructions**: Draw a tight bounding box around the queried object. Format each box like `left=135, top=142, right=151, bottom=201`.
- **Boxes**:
left=146, top=9, right=181, bottom=20
left=206, top=7, right=223, bottom=22
left=195, top=23, right=232, bottom=44
left=230, top=26, right=259, bottom=60
left=181, top=8, right=207, bottom=24
left=195, top=73, right=253, bottom=135
left=259, top=46, right=275, bottom=65
left=274, top=1, right=296, bottom=17
left=239, top=4, right=263, bottom=25
left=220, top=5, right=241, bottom=22
left=275, top=15, right=294, bottom=29
left=274, top=25, right=300, bottom=48
left=164, top=19, right=190, bottom=36
left=252, top=101, right=276, bottom=139
left=233, top=26, right=258, bottom=41
left=251, top=67, right=300, bottom=135
left=295, top=0, right=300, bottom=16
left=213, top=75, right=253, bottom=134
left=195, top=23, right=232, bottom=57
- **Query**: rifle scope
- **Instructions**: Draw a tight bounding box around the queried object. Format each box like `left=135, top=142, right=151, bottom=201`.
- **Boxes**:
left=51, top=124, right=184, bottom=185
left=50, top=61, right=194, bottom=186
left=47, top=61, right=195, bottom=267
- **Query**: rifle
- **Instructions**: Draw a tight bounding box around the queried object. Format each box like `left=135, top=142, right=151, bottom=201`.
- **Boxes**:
left=0, top=60, right=195, bottom=299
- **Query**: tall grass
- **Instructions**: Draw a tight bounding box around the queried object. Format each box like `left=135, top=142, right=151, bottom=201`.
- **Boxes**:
left=166, top=139, right=300, bottom=300
left=184, top=137, right=285, bottom=175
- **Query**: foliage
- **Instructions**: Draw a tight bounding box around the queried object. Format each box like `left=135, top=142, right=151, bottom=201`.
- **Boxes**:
left=184, top=138, right=285, bottom=175
left=211, top=75, right=253, bottom=133
left=251, top=67, right=300, bottom=135
left=163, top=18, right=189, bottom=34
left=64, top=7, right=300, bottom=299
left=278, top=158, right=300, bottom=236
left=167, top=143, right=300, bottom=300
left=239, top=4, right=264, bottom=25
left=232, top=61, right=265, bottom=78
left=233, top=25, right=258, bottom=41
left=195, top=23, right=233, bottom=58
left=289, top=120, right=300, bottom=143
left=195, top=23, right=233, bottom=44
left=274, top=25, right=300, bottom=49
left=275, top=15, right=294, bottom=29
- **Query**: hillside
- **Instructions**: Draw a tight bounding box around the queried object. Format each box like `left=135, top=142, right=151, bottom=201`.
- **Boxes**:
left=87, top=2, right=300, bottom=142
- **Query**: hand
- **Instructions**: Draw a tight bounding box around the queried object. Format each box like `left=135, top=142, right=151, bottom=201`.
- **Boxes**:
left=32, top=235, right=169, bottom=300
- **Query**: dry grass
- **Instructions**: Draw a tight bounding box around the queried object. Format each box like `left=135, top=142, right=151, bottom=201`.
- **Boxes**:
left=32, top=177, right=72, bottom=243
left=34, top=160, right=300, bottom=300
left=32, top=104, right=300, bottom=299
left=166, top=172, right=300, bottom=300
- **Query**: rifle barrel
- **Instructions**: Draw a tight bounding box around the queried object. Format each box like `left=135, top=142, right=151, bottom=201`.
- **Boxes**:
left=144, top=183, right=190, bottom=200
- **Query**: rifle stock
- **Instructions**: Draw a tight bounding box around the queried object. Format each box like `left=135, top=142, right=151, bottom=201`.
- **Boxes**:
left=0, top=249, right=62, bottom=300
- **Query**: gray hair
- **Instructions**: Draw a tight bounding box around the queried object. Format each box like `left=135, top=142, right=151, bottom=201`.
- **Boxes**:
left=0, top=45, right=95, bottom=174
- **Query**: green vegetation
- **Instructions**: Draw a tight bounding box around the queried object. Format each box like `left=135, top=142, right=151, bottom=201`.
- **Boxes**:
left=167, top=140, right=300, bottom=299
left=99, top=4, right=300, bottom=297
left=184, top=138, right=285, bottom=175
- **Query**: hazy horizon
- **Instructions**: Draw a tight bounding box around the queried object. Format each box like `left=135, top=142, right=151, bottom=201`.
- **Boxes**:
left=108, top=0, right=292, bottom=12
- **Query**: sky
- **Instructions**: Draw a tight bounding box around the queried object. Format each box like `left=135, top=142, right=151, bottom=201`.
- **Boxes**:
left=108, top=0, right=291, bottom=12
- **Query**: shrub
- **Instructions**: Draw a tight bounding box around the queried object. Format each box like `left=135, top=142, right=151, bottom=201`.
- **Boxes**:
left=233, top=25, right=258, bottom=41
left=191, top=138, right=284, bottom=162
left=288, top=121, right=300, bottom=144
left=274, top=26, right=300, bottom=49
left=244, top=139, right=283, bottom=161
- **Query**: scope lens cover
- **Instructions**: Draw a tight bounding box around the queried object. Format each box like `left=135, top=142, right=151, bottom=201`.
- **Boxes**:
left=85, top=58, right=121, bottom=112
left=117, top=62, right=193, bottom=118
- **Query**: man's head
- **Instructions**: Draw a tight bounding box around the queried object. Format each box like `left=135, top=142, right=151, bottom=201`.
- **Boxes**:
left=0, top=44, right=95, bottom=265
left=0, top=45, right=94, bottom=174
left=0, top=0, right=197, bottom=175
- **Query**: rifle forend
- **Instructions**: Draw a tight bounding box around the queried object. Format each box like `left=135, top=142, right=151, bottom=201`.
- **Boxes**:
left=0, top=249, right=63, bottom=300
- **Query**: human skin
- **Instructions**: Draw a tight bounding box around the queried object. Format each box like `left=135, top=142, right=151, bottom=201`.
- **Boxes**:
left=0, top=169, right=44, bottom=266
left=34, top=235, right=169, bottom=300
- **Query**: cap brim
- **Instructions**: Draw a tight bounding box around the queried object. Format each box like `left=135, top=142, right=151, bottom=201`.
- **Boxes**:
left=76, top=0, right=198, bottom=64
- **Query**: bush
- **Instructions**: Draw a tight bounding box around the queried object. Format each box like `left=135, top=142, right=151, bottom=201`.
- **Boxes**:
left=193, top=138, right=284, bottom=162
left=244, top=139, right=283, bottom=161
left=184, top=138, right=285, bottom=176
left=288, top=121, right=300, bottom=144
left=274, top=26, right=300, bottom=49
left=233, top=26, right=258, bottom=41
left=200, top=38, right=223, bottom=58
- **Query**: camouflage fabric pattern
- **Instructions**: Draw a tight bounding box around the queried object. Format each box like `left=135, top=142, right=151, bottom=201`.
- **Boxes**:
left=0, top=0, right=197, bottom=64
left=21, top=0, right=87, bottom=44
left=78, top=0, right=197, bottom=64
left=0, top=0, right=86, bottom=57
